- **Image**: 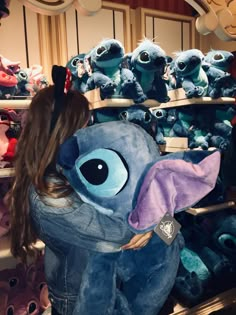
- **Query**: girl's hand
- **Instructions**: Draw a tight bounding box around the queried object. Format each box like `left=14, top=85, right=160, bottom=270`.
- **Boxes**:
left=121, top=231, right=153, bottom=250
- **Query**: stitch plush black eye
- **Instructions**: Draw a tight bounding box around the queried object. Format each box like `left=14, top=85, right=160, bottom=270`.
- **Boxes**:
left=119, top=111, right=128, bottom=120
left=80, top=159, right=108, bottom=185
left=155, top=110, right=163, bottom=118
left=1, top=114, right=8, bottom=121
left=7, top=306, right=14, bottom=315
left=28, top=301, right=37, bottom=313
left=178, top=62, right=186, bottom=70
left=72, top=57, right=80, bottom=67
left=9, top=277, right=18, bottom=287
left=97, top=46, right=106, bottom=55
left=144, top=112, right=151, bottom=122
left=214, top=54, right=223, bottom=61
left=140, top=51, right=150, bottom=62
left=18, top=70, right=28, bottom=80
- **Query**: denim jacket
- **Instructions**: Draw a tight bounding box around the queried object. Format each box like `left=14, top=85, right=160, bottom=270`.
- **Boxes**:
left=29, top=187, right=134, bottom=314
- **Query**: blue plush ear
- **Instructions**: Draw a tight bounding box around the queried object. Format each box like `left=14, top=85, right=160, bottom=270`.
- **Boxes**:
left=57, top=136, right=79, bottom=169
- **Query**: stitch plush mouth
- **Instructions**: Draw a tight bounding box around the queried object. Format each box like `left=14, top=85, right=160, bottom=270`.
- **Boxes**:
left=0, top=71, right=18, bottom=87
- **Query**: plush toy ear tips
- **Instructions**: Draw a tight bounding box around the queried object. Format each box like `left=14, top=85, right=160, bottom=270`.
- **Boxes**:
left=57, top=136, right=79, bottom=170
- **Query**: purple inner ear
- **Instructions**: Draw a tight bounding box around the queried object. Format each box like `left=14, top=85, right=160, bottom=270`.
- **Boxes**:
left=128, top=151, right=221, bottom=232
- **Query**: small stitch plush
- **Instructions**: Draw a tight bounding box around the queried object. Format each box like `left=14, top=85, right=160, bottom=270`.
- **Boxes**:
left=204, top=50, right=236, bottom=98
left=124, top=38, right=170, bottom=103
left=66, top=53, right=88, bottom=93
left=84, top=38, right=147, bottom=103
left=151, top=108, right=178, bottom=144
left=173, top=49, right=209, bottom=98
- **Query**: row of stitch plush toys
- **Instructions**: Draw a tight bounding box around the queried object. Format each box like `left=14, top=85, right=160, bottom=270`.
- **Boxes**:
left=65, top=38, right=236, bottom=152
left=66, top=38, right=236, bottom=101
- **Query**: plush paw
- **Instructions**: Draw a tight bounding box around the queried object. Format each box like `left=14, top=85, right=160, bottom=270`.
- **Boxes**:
left=218, top=141, right=229, bottom=151
left=101, top=81, right=117, bottom=95
left=196, top=86, right=205, bottom=97
left=209, top=89, right=221, bottom=99
left=121, top=78, right=136, bottom=89
left=157, top=95, right=170, bottom=103
left=133, top=94, right=148, bottom=104
left=156, top=138, right=166, bottom=145
left=186, top=87, right=204, bottom=98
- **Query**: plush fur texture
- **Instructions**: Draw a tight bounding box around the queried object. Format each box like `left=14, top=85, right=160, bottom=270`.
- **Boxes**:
left=84, top=39, right=147, bottom=103
left=56, top=120, right=220, bottom=315
left=204, top=50, right=236, bottom=98
left=173, top=49, right=208, bottom=98
left=66, top=54, right=88, bottom=93
left=124, top=39, right=170, bottom=103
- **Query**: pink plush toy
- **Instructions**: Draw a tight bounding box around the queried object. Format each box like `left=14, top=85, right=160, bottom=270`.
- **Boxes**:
left=0, top=258, right=51, bottom=315
left=0, top=55, right=20, bottom=75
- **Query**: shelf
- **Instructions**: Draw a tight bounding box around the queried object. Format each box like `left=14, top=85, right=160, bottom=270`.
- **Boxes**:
left=0, top=235, right=45, bottom=270
left=186, top=201, right=236, bottom=216
left=0, top=168, right=15, bottom=178
left=84, top=88, right=236, bottom=110
left=171, top=288, right=236, bottom=315
left=0, top=89, right=234, bottom=111
left=0, top=99, right=31, bottom=109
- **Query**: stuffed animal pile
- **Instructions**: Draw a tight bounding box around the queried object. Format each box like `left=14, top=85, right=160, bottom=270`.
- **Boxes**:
left=0, top=255, right=51, bottom=315
left=0, top=54, right=49, bottom=99
left=149, top=104, right=236, bottom=152
left=172, top=210, right=236, bottom=308
left=0, top=108, right=27, bottom=168
left=66, top=40, right=236, bottom=101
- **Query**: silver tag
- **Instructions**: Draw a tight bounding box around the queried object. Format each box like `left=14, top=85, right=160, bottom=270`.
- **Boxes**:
left=154, top=213, right=181, bottom=245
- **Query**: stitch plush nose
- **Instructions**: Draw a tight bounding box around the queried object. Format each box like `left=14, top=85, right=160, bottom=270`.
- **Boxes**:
left=154, top=56, right=165, bottom=67
left=128, top=151, right=220, bottom=232
left=190, top=55, right=201, bottom=66
left=109, top=43, right=121, bottom=54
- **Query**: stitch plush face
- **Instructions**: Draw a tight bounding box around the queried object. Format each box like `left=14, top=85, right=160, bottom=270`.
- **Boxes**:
left=66, top=54, right=86, bottom=79
left=174, top=49, right=205, bottom=77
left=204, top=50, right=234, bottom=71
left=58, top=121, right=220, bottom=232
left=131, top=39, right=166, bottom=74
left=89, top=39, right=125, bottom=69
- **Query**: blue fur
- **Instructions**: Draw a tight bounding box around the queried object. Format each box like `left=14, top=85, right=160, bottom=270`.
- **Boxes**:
left=124, top=39, right=170, bottom=103
left=173, top=49, right=208, bottom=98
left=57, top=121, right=219, bottom=314
left=84, top=39, right=147, bottom=103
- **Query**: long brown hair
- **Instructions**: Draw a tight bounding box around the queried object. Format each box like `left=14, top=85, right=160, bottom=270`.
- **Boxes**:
left=7, top=85, right=90, bottom=261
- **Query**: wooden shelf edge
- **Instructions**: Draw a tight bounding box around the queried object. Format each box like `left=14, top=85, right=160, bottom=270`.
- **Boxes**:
left=85, top=88, right=236, bottom=110
left=0, top=168, right=15, bottom=178
left=171, top=288, right=236, bottom=315
left=0, top=89, right=234, bottom=111
left=186, top=201, right=236, bottom=216
left=0, top=99, right=31, bottom=109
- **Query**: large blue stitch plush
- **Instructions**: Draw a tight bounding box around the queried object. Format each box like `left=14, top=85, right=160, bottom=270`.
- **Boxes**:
left=124, top=39, right=170, bottom=103
left=84, top=38, right=147, bottom=103
left=173, top=49, right=209, bottom=98
left=57, top=120, right=220, bottom=315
